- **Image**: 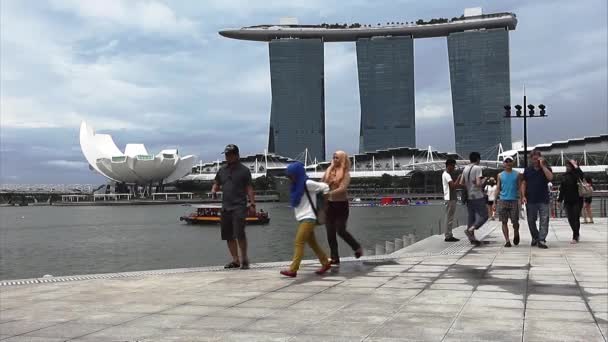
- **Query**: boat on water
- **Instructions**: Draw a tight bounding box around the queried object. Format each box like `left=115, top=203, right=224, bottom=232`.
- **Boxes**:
left=179, top=204, right=270, bottom=225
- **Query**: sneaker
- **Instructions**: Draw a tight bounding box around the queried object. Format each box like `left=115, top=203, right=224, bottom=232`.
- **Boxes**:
left=330, top=259, right=340, bottom=266
left=464, top=227, right=475, bottom=242
left=315, top=264, right=331, bottom=275
left=531, top=240, right=538, bottom=247
left=570, top=239, right=578, bottom=244
left=513, top=232, right=520, bottom=246
left=538, top=242, right=548, bottom=249
left=240, top=262, right=250, bottom=270
left=354, top=248, right=363, bottom=259
left=280, top=270, right=297, bottom=277
left=444, top=236, right=460, bottom=242
left=504, top=241, right=512, bottom=248
left=472, top=240, right=482, bottom=247
left=224, top=261, right=240, bottom=269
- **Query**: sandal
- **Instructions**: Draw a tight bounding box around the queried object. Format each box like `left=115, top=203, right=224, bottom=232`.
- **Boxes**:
left=224, top=261, right=240, bottom=269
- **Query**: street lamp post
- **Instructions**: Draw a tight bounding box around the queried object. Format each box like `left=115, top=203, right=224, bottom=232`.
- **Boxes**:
left=504, top=97, right=547, bottom=169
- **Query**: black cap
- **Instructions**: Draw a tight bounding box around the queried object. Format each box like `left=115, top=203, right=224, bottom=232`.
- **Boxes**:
left=222, top=144, right=239, bottom=155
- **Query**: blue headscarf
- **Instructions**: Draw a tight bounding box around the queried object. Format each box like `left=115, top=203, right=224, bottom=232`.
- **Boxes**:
left=286, top=162, right=308, bottom=208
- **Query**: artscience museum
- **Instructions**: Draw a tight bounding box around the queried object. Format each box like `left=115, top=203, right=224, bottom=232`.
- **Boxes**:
left=79, top=122, right=195, bottom=186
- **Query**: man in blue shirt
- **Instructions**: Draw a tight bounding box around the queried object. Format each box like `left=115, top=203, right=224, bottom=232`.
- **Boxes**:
left=521, top=150, right=554, bottom=249
left=496, top=156, right=520, bottom=247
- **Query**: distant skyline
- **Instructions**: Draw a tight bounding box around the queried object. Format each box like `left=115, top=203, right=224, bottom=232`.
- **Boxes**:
left=1, top=0, right=607, bottom=184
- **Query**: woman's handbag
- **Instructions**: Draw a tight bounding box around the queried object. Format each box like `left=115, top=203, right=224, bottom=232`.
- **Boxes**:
left=577, top=179, right=593, bottom=198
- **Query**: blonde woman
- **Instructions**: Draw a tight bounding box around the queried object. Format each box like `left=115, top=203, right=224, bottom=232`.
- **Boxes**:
left=322, top=151, right=362, bottom=264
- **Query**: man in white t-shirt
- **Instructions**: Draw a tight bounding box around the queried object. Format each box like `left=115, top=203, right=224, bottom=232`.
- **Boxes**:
left=442, top=159, right=461, bottom=242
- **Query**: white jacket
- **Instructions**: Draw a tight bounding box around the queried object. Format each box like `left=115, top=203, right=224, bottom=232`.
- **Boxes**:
left=294, top=180, right=330, bottom=221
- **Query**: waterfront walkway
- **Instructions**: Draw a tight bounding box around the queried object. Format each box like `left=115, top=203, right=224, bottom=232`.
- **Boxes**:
left=1, top=219, right=606, bottom=341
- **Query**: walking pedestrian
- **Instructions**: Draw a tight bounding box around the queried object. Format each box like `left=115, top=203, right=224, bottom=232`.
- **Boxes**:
left=521, top=150, right=554, bottom=249
left=558, top=160, right=585, bottom=243
left=321, top=151, right=363, bottom=264
left=485, top=178, right=498, bottom=220
left=459, top=152, right=488, bottom=245
left=212, top=144, right=255, bottom=269
left=280, top=162, right=332, bottom=277
left=442, top=159, right=461, bottom=242
left=582, top=176, right=594, bottom=224
left=496, top=156, right=520, bottom=247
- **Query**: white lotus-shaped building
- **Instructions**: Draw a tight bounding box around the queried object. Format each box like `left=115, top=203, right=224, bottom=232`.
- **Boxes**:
left=79, top=122, right=195, bottom=185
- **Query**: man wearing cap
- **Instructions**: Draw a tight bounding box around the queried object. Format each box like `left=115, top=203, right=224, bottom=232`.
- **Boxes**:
left=521, top=150, right=553, bottom=249
left=212, top=144, right=255, bottom=269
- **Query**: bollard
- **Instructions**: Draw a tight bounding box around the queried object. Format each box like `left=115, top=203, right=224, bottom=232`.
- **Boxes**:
left=365, top=248, right=374, bottom=256
left=385, top=241, right=394, bottom=254
left=394, top=238, right=403, bottom=250
left=403, top=235, right=410, bottom=247
left=375, top=244, right=385, bottom=255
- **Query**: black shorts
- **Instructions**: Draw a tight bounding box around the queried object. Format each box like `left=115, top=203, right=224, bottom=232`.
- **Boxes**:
left=221, top=207, right=247, bottom=241
left=487, top=200, right=494, bottom=206
left=584, top=197, right=592, bottom=204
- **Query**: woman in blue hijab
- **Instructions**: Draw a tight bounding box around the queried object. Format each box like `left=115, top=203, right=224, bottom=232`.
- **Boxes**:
left=280, top=162, right=332, bottom=277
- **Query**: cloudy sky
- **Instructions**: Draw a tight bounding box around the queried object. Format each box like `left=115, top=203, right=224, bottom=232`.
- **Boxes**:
left=1, top=0, right=606, bottom=184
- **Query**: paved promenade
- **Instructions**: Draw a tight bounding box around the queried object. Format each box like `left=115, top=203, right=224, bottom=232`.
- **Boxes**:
left=1, top=219, right=606, bottom=341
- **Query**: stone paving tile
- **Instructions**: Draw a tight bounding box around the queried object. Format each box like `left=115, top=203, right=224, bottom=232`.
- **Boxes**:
left=142, top=328, right=227, bottom=341
left=20, top=322, right=110, bottom=339
left=523, top=320, right=605, bottom=342
left=263, top=308, right=336, bottom=323
left=526, top=299, right=589, bottom=311
left=159, top=304, right=225, bottom=316
left=214, top=307, right=277, bottom=318
left=240, top=318, right=311, bottom=334
left=525, top=308, right=596, bottom=323
left=122, top=313, right=201, bottom=329
left=1, top=336, right=68, bottom=342
left=185, top=316, right=254, bottom=330
left=68, top=325, right=163, bottom=341
left=71, top=311, right=144, bottom=325
left=394, top=304, right=463, bottom=317
left=443, top=318, right=523, bottom=342
left=0, top=320, right=60, bottom=336
left=235, top=298, right=298, bottom=309
left=292, top=335, right=363, bottom=342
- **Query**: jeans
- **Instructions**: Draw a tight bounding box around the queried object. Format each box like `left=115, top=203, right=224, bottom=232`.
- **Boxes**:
left=466, top=198, right=489, bottom=229
left=444, top=200, right=456, bottom=238
left=325, top=201, right=361, bottom=263
left=289, top=220, right=329, bottom=272
left=564, top=201, right=582, bottom=240
left=526, top=202, right=550, bottom=242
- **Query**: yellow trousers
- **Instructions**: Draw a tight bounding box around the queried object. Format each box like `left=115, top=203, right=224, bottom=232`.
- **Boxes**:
left=289, top=220, right=329, bottom=272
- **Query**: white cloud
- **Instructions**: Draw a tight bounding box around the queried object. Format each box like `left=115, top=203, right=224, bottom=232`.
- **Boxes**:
left=415, top=90, right=453, bottom=119
left=49, top=0, right=197, bottom=36
left=46, top=160, right=89, bottom=169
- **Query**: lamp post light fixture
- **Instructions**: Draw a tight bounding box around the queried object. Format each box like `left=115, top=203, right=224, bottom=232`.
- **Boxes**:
left=504, top=95, right=548, bottom=168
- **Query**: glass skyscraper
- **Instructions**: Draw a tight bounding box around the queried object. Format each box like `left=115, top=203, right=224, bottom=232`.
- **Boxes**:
left=356, top=36, right=416, bottom=153
left=448, top=28, right=512, bottom=158
left=268, top=39, right=325, bottom=162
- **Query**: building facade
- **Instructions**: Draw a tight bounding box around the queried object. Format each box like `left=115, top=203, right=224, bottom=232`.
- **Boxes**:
left=268, top=38, right=326, bottom=162
left=356, top=36, right=416, bottom=153
left=448, top=28, right=512, bottom=157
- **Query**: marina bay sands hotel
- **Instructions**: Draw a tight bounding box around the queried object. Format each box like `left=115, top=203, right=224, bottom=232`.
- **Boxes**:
left=219, top=9, right=518, bottom=161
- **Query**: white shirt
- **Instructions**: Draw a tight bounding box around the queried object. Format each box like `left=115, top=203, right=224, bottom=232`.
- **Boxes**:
left=442, top=171, right=454, bottom=201
left=293, top=180, right=330, bottom=221
left=485, top=185, right=497, bottom=201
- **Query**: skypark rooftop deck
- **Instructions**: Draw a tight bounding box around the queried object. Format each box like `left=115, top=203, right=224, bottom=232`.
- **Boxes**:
left=219, top=12, right=517, bottom=42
